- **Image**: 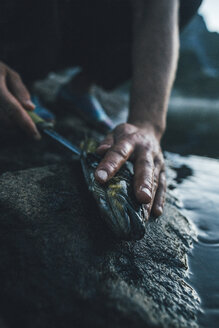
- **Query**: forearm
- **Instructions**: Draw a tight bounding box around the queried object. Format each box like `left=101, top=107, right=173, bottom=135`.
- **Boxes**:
left=128, top=0, right=179, bottom=138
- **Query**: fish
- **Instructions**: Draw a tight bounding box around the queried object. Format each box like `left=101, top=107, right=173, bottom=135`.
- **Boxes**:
left=80, top=139, right=147, bottom=241
left=26, top=102, right=146, bottom=240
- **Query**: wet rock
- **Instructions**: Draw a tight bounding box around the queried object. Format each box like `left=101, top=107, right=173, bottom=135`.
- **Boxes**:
left=0, top=74, right=201, bottom=327
left=0, top=162, right=200, bottom=328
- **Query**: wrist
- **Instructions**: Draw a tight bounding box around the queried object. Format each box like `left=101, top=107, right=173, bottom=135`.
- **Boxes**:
left=128, top=99, right=167, bottom=141
left=127, top=119, right=165, bottom=141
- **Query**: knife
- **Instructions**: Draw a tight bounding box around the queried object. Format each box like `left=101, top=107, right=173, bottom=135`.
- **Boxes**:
left=28, top=111, right=81, bottom=156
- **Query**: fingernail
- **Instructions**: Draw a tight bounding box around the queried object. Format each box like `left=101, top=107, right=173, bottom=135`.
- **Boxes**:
left=157, top=206, right=163, bottom=215
left=25, top=100, right=35, bottom=109
left=96, top=170, right=108, bottom=182
left=141, top=187, right=152, bottom=199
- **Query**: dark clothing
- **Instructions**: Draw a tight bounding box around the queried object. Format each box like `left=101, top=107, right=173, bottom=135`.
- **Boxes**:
left=0, top=0, right=202, bottom=89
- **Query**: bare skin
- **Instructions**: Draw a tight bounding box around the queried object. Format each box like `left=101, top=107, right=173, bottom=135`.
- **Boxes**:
left=95, top=122, right=165, bottom=217
left=0, top=0, right=179, bottom=219
left=0, top=62, right=41, bottom=140
left=95, top=0, right=179, bottom=217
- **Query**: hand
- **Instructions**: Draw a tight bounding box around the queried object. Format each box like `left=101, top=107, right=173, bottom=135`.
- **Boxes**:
left=95, top=123, right=166, bottom=218
left=0, top=61, right=41, bottom=139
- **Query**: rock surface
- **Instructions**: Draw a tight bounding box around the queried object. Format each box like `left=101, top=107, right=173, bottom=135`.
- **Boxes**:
left=0, top=77, right=201, bottom=328
left=0, top=163, right=200, bottom=328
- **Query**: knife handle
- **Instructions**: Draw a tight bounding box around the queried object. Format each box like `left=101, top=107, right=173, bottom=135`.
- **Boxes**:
left=27, top=111, right=54, bottom=130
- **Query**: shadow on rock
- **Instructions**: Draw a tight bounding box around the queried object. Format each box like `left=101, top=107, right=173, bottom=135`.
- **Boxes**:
left=0, top=162, right=200, bottom=328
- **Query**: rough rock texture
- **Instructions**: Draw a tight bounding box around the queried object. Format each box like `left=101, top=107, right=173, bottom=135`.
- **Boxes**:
left=0, top=164, right=200, bottom=328
left=0, top=74, right=201, bottom=327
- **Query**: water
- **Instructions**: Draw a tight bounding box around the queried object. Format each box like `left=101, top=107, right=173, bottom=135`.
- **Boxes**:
left=167, top=153, right=219, bottom=327
left=163, top=95, right=219, bottom=158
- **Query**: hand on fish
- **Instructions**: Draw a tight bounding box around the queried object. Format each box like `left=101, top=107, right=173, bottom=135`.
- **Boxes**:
left=95, top=123, right=166, bottom=219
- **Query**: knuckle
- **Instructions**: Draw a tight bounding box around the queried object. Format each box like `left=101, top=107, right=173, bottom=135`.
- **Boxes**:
left=136, top=142, right=152, bottom=153
left=137, top=151, right=154, bottom=167
left=101, top=159, right=118, bottom=173
left=153, top=179, right=159, bottom=190
left=154, top=174, right=159, bottom=184
left=143, top=177, right=153, bottom=191
left=114, top=123, right=137, bottom=138
left=144, top=142, right=153, bottom=151
left=115, top=123, right=129, bottom=133
left=115, top=123, right=126, bottom=130
left=114, top=123, right=126, bottom=136
left=137, top=158, right=153, bottom=168
left=113, top=146, right=129, bottom=159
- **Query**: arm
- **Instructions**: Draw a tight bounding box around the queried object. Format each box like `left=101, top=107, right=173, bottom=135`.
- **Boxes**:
left=128, top=0, right=179, bottom=134
left=95, top=0, right=179, bottom=217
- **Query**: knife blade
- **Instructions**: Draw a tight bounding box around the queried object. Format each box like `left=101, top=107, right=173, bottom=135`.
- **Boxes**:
left=28, top=111, right=81, bottom=156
